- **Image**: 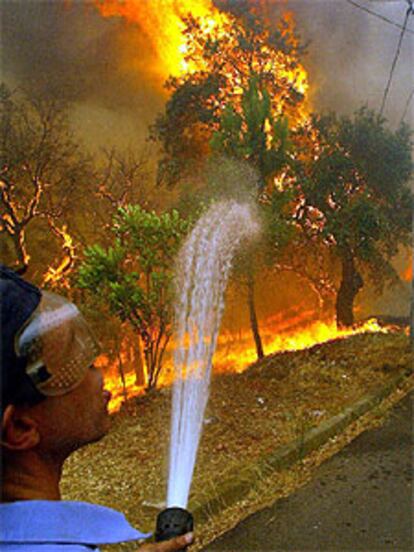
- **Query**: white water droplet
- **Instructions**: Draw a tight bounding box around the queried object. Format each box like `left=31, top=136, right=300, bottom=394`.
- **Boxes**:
left=167, top=200, right=259, bottom=508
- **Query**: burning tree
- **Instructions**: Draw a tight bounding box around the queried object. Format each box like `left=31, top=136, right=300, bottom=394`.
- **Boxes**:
left=96, top=2, right=411, bottom=336
left=294, top=109, right=413, bottom=327
left=209, top=77, right=297, bottom=357
left=77, top=205, right=190, bottom=390
left=150, top=8, right=308, bottom=188
left=149, top=8, right=308, bottom=358
left=0, top=84, right=93, bottom=277
left=96, top=148, right=154, bottom=215
left=210, top=77, right=293, bottom=192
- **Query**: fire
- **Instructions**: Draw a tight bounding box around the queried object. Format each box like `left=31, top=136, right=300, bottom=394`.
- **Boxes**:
left=43, top=222, right=76, bottom=288
left=103, top=313, right=392, bottom=413
left=94, top=1, right=310, bottom=124
left=213, top=315, right=389, bottom=373
left=104, top=369, right=147, bottom=414
left=91, top=2, right=355, bottom=414
left=95, top=0, right=226, bottom=80
left=402, top=260, right=412, bottom=282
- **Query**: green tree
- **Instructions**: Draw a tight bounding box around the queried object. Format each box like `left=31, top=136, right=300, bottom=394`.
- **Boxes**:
left=209, top=77, right=297, bottom=358
left=295, top=108, right=412, bottom=327
left=150, top=8, right=308, bottom=359
left=77, top=205, right=189, bottom=390
left=210, top=76, right=293, bottom=193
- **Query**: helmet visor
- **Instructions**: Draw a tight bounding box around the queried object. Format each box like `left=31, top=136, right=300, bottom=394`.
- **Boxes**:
left=14, top=291, right=101, bottom=396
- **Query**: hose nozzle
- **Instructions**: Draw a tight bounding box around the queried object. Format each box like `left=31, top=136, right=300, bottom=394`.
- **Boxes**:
left=155, top=507, right=194, bottom=543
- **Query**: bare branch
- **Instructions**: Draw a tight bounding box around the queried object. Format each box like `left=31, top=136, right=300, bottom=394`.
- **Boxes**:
left=43, top=218, right=77, bottom=287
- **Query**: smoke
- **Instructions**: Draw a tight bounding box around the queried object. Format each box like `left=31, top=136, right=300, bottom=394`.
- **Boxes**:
left=273, top=0, right=414, bottom=127
left=3, top=3, right=114, bottom=103
left=2, top=0, right=412, bottom=149
left=1, top=0, right=411, bottom=316
left=1, top=1, right=165, bottom=149
left=215, top=0, right=413, bottom=127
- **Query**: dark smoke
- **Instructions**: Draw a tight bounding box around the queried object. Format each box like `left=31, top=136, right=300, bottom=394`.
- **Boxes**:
left=279, top=0, right=414, bottom=127
left=1, top=0, right=413, bottom=149
left=3, top=2, right=121, bottom=103
left=216, top=0, right=413, bottom=127
left=1, top=1, right=164, bottom=149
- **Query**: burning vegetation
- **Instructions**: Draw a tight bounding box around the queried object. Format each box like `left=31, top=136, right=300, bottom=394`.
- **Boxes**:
left=95, top=0, right=228, bottom=81
left=62, top=329, right=413, bottom=551
left=103, top=315, right=394, bottom=414
left=1, top=0, right=412, bottom=413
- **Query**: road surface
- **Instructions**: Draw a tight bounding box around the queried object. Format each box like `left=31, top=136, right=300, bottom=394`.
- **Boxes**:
left=203, top=392, right=413, bottom=551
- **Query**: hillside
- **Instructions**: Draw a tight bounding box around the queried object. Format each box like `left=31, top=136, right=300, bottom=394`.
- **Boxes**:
left=62, top=331, right=413, bottom=551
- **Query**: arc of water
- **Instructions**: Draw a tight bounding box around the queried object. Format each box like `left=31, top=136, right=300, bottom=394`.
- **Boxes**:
left=167, top=200, right=259, bottom=508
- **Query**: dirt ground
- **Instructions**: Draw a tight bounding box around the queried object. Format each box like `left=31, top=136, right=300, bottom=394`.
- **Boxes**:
left=61, top=331, right=412, bottom=551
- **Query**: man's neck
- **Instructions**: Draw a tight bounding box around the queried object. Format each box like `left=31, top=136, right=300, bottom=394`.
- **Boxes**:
left=1, top=451, right=64, bottom=502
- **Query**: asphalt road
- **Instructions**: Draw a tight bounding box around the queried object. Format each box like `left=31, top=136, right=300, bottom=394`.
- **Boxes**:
left=203, top=392, right=413, bottom=552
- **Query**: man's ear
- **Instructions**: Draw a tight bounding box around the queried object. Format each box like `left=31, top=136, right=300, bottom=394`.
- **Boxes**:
left=1, top=405, right=40, bottom=451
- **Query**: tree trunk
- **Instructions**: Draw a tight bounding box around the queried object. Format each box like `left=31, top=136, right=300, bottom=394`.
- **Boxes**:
left=144, top=346, right=154, bottom=390
left=12, top=226, right=29, bottom=274
left=247, top=271, right=264, bottom=360
left=116, top=348, right=128, bottom=404
left=132, top=335, right=146, bottom=386
left=410, top=273, right=413, bottom=352
left=336, top=251, right=363, bottom=328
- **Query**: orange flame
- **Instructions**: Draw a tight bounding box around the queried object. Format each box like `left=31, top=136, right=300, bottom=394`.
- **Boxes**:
left=103, top=313, right=392, bottom=413
left=94, top=1, right=309, bottom=120
left=402, top=260, right=412, bottom=282
left=43, top=223, right=76, bottom=288
left=214, top=316, right=390, bottom=372
left=95, top=0, right=226, bottom=82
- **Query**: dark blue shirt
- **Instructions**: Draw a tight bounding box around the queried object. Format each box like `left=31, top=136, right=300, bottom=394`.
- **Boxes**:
left=0, top=500, right=152, bottom=551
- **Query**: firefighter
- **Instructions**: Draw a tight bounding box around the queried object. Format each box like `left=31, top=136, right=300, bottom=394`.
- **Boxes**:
left=0, top=265, right=193, bottom=552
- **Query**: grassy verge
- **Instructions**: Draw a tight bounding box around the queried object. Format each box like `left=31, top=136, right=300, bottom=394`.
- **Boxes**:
left=61, top=331, right=412, bottom=551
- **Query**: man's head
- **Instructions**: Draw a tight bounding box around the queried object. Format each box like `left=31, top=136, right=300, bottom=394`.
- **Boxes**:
left=1, top=265, right=111, bottom=463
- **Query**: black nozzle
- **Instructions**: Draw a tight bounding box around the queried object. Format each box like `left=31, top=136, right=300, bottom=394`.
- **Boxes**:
left=155, top=507, right=194, bottom=543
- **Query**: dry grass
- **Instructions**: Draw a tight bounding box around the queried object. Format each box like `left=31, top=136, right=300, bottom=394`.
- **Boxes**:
left=61, top=331, right=412, bottom=551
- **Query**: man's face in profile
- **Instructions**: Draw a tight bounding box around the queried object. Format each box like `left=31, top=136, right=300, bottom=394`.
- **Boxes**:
left=28, top=365, right=112, bottom=457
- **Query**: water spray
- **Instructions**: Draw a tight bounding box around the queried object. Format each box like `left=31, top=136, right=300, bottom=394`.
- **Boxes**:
left=153, top=201, right=259, bottom=543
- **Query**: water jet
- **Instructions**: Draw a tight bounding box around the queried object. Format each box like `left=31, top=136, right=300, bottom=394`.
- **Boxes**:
left=158, top=200, right=259, bottom=531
